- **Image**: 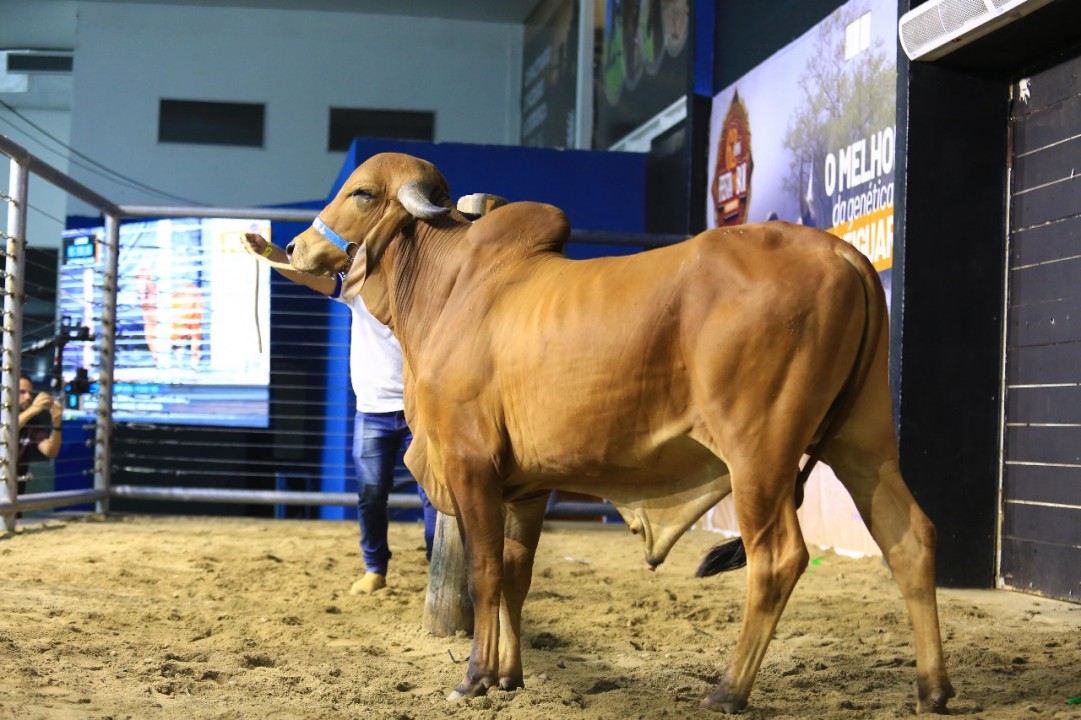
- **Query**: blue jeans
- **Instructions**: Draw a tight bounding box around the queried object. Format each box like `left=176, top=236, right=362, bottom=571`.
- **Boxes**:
left=353, top=410, right=436, bottom=575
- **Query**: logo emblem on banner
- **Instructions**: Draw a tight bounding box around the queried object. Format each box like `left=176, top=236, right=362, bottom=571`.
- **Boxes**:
left=711, top=90, right=753, bottom=227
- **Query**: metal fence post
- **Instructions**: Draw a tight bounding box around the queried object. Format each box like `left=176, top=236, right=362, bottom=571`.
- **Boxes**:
left=1, top=158, right=29, bottom=533
left=93, top=213, right=120, bottom=513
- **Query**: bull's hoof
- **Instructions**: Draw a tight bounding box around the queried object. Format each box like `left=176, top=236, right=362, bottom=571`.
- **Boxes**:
left=498, top=676, right=525, bottom=691
left=916, top=686, right=955, bottom=715
left=447, top=677, right=496, bottom=701
left=700, top=690, right=747, bottom=714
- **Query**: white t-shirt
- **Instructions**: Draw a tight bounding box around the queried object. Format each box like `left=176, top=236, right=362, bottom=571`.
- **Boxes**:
left=335, top=293, right=404, bottom=413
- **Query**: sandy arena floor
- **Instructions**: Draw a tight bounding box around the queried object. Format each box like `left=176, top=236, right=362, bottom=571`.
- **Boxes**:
left=1, top=514, right=1079, bottom=720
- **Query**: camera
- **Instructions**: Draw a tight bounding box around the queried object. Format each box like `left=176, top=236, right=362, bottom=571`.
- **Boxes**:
left=64, top=367, right=91, bottom=408
left=45, top=316, right=95, bottom=403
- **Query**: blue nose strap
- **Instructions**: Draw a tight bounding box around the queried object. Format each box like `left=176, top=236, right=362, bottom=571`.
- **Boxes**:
left=312, top=216, right=354, bottom=253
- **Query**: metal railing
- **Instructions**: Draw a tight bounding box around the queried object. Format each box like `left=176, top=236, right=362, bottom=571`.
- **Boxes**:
left=0, top=133, right=323, bottom=530
left=2, top=133, right=662, bottom=530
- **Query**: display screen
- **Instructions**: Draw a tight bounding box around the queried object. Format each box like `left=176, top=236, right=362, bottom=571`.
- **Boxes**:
left=59, top=217, right=272, bottom=428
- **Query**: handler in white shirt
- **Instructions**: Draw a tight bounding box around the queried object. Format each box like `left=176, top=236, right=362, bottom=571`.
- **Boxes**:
left=243, top=233, right=435, bottom=594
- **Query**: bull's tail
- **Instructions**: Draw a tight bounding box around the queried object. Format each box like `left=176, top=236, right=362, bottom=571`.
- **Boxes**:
left=695, top=537, right=748, bottom=576
left=695, top=239, right=886, bottom=579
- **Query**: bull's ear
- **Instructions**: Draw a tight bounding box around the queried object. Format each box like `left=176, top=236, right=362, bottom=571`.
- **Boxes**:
left=340, top=204, right=410, bottom=302
left=341, top=258, right=390, bottom=323
left=359, top=273, right=391, bottom=324
left=341, top=246, right=391, bottom=325
left=363, top=203, right=412, bottom=271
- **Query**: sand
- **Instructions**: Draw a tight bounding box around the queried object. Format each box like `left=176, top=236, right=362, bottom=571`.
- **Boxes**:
left=1, top=514, right=1079, bottom=720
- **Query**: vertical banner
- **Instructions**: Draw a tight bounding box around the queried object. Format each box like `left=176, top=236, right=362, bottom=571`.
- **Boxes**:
left=702, top=0, right=897, bottom=556
left=706, top=0, right=896, bottom=300
left=594, top=0, right=691, bottom=149
left=521, top=0, right=580, bottom=148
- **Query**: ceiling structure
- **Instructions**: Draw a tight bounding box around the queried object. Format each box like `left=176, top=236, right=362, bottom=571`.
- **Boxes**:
left=75, top=0, right=541, bottom=23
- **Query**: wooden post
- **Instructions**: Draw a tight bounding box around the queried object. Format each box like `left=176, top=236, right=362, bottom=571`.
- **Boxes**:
left=422, top=511, right=473, bottom=636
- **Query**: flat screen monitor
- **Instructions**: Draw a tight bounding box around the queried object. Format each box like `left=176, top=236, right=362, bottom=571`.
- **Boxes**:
left=58, top=217, right=272, bottom=428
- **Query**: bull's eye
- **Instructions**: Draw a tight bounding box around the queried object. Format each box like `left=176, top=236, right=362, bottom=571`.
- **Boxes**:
left=352, top=188, right=374, bottom=201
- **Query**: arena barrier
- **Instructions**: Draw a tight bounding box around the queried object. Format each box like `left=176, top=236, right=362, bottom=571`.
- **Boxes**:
left=2, top=135, right=679, bottom=531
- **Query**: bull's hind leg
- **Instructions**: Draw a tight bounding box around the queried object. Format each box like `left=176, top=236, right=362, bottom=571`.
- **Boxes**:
left=498, top=494, right=548, bottom=690
left=702, top=459, right=810, bottom=713
left=821, top=374, right=954, bottom=713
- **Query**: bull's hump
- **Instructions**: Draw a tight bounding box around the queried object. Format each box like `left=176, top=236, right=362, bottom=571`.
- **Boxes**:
left=469, top=201, right=570, bottom=255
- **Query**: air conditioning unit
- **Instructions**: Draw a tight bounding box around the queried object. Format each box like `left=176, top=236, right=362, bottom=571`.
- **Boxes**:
left=898, top=0, right=1055, bottom=61
left=0, top=49, right=74, bottom=75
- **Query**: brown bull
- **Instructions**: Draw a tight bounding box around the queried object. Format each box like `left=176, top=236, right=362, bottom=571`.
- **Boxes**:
left=282, top=152, right=954, bottom=714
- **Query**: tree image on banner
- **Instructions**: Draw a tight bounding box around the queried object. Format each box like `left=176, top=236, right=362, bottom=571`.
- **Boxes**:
left=781, top=0, right=896, bottom=271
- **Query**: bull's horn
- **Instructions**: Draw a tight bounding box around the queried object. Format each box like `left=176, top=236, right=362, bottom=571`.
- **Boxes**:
left=398, top=182, right=449, bottom=220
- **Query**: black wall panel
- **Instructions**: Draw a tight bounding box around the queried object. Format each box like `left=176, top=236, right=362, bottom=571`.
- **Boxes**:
left=713, top=0, right=846, bottom=93
left=1000, top=50, right=1081, bottom=603
left=893, top=59, right=1007, bottom=588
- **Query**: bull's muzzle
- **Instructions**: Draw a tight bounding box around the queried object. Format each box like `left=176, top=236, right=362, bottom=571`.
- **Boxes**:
left=286, top=229, right=353, bottom=276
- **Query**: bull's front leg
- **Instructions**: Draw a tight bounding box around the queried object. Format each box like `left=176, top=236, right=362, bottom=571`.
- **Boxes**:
left=498, top=494, right=549, bottom=690
left=446, top=468, right=507, bottom=700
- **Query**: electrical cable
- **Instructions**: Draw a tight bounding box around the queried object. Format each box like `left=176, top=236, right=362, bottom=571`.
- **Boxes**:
left=0, top=98, right=208, bottom=206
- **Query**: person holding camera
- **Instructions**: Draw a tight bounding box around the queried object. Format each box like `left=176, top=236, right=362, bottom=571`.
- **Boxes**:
left=17, top=374, right=63, bottom=494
